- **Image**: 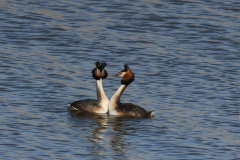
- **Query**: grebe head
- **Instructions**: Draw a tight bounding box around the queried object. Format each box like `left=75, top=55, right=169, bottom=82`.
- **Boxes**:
left=110, top=64, right=135, bottom=85
left=92, top=61, right=108, bottom=80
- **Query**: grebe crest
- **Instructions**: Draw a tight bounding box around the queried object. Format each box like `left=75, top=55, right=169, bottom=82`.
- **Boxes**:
left=109, top=64, right=155, bottom=118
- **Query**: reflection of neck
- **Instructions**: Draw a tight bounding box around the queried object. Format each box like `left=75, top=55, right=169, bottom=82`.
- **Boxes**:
left=109, top=85, right=127, bottom=114
left=96, top=78, right=109, bottom=113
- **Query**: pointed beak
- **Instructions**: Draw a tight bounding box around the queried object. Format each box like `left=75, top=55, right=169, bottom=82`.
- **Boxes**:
left=109, top=72, right=121, bottom=77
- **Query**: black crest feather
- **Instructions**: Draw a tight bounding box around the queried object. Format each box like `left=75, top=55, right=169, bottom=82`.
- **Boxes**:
left=99, top=62, right=107, bottom=71
left=95, top=61, right=101, bottom=68
left=120, top=64, right=129, bottom=72
left=124, top=64, right=129, bottom=71
left=95, top=61, right=106, bottom=71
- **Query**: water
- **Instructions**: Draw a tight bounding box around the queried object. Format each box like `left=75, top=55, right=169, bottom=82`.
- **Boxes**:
left=0, top=0, right=240, bottom=159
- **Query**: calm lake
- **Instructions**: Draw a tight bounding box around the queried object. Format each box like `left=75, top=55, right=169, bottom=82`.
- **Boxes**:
left=0, top=0, right=239, bottom=159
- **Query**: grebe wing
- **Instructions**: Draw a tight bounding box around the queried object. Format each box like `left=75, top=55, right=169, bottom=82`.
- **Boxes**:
left=118, top=103, right=155, bottom=117
left=118, top=103, right=147, bottom=113
left=68, top=99, right=98, bottom=112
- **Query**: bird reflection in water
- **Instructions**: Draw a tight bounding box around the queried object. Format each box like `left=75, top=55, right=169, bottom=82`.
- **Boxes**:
left=69, top=112, right=145, bottom=159
left=68, top=112, right=109, bottom=157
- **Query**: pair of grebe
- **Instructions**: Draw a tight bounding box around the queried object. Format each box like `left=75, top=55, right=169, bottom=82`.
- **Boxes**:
left=68, top=62, right=155, bottom=118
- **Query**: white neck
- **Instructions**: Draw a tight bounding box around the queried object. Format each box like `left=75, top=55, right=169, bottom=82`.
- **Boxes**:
left=109, top=85, right=127, bottom=115
left=96, top=78, right=109, bottom=113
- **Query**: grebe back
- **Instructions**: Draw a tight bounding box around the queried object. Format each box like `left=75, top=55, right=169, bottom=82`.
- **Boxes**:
left=68, top=62, right=109, bottom=114
left=108, top=64, right=155, bottom=117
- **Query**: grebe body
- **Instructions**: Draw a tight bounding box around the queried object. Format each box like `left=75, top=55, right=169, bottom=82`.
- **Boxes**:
left=109, top=64, right=155, bottom=118
left=68, top=62, right=109, bottom=114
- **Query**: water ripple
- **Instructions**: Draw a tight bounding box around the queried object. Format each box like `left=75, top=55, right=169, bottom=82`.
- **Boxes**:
left=0, top=0, right=240, bottom=159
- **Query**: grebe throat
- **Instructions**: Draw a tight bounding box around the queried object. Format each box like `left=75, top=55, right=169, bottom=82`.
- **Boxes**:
left=96, top=78, right=109, bottom=113
left=109, top=84, right=127, bottom=115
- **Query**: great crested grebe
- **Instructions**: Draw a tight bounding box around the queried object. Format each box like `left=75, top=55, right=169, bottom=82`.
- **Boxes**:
left=108, top=64, right=155, bottom=117
left=68, top=62, right=109, bottom=114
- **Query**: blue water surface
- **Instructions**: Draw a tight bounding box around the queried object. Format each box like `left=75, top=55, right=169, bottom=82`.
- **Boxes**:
left=0, top=0, right=240, bottom=159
